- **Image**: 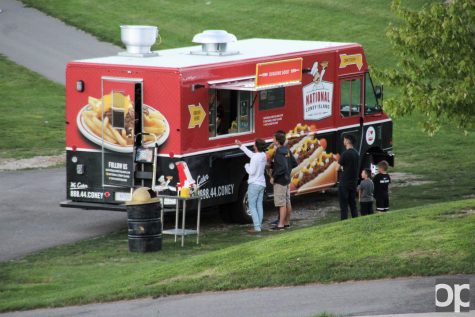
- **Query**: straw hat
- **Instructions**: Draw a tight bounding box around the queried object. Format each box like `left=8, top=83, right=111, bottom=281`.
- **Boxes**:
left=126, top=187, right=161, bottom=205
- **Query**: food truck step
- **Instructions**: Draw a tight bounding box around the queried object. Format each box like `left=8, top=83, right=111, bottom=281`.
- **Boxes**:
left=61, top=200, right=179, bottom=213
left=60, top=200, right=126, bottom=211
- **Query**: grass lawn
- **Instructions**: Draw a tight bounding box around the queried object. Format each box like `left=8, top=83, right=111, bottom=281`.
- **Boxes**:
left=0, top=56, right=65, bottom=159
left=0, top=199, right=474, bottom=311
left=390, top=114, right=475, bottom=210
left=21, top=0, right=432, bottom=71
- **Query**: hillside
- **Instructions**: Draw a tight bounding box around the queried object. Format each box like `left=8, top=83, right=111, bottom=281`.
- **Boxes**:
left=1, top=199, right=474, bottom=311
left=22, top=0, right=433, bottom=71
left=0, top=56, right=64, bottom=159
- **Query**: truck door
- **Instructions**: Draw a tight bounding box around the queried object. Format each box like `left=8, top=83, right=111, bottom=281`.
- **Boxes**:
left=361, top=72, right=386, bottom=170
left=338, top=75, right=363, bottom=152
left=101, top=77, right=143, bottom=191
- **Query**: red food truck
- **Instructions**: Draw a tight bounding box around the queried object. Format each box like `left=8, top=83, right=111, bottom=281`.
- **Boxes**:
left=61, top=27, right=394, bottom=222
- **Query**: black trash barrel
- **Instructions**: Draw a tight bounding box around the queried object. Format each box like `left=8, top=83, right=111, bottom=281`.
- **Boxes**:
left=126, top=201, right=162, bottom=252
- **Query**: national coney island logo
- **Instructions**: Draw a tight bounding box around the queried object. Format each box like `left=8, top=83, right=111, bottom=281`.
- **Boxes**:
left=302, top=61, right=333, bottom=121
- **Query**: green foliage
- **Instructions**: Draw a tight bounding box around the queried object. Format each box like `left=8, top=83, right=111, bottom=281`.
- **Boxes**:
left=381, top=0, right=475, bottom=134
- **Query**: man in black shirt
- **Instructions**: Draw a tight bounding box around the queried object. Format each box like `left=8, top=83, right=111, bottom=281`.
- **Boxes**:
left=337, top=134, right=360, bottom=220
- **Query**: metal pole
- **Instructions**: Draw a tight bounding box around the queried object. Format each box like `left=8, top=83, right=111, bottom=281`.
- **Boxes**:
left=182, top=200, right=187, bottom=247
left=196, top=198, right=201, bottom=244
left=174, top=198, right=179, bottom=243
left=160, top=198, right=164, bottom=233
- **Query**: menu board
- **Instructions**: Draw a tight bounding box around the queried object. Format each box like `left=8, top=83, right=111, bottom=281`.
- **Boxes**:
left=259, top=88, right=285, bottom=110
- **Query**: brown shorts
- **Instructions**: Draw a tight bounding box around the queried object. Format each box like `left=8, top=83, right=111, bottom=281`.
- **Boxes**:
left=273, top=183, right=291, bottom=207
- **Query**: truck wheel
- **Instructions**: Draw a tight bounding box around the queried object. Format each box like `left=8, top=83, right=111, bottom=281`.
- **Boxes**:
left=230, top=182, right=252, bottom=224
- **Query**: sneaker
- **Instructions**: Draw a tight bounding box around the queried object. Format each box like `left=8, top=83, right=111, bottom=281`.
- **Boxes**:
left=247, top=229, right=261, bottom=234
left=269, top=219, right=279, bottom=225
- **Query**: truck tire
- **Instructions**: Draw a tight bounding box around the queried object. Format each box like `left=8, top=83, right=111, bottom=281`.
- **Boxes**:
left=230, top=181, right=252, bottom=224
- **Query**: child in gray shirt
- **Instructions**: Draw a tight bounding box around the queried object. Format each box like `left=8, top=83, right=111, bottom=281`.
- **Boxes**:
left=358, top=169, right=374, bottom=216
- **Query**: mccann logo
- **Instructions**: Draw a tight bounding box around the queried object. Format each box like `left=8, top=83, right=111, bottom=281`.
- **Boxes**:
left=70, top=182, right=88, bottom=189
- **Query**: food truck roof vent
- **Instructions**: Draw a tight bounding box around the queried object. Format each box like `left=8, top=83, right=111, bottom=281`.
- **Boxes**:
left=190, top=30, right=239, bottom=56
left=118, top=25, right=159, bottom=57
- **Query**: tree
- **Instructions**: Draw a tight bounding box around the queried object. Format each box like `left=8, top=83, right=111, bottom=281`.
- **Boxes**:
left=381, top=0, right=475, bottom=134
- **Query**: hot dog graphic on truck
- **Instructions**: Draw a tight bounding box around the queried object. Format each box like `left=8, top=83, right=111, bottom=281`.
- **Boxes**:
left=62, top=29, right=394, bottom=223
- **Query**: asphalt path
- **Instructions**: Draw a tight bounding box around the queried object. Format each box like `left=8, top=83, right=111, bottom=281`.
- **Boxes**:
left=0, top=168, right=126, bottom=261
left=0, top=0, right=120, bottom=84
left=1, top=275, right=474, bottom=317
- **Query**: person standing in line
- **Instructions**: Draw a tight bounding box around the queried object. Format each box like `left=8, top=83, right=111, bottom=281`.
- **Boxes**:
left=270, top=131, right=297, bottom=230
left=337, top=134, right=360, bottom=220
left=236, top=139, right=268, bottom=233
left=373, top=160, right=391, bottom=212
left=358, top=168, right=374, bottom=216
left=269, top=129, right=287, bottom=226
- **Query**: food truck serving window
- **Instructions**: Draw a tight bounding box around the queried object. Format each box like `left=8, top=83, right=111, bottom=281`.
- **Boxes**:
left=208, top=75, right=299, bottom=138
left=209, top=89, right=254, bottom=138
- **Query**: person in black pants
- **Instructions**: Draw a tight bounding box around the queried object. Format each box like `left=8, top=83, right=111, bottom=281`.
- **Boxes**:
left=373, top=160, right=391, bottom=212
left=337, top=135, right=360, bottom=220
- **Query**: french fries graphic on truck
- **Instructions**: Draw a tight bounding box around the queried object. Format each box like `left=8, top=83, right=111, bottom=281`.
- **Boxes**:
left=80, top=92, right=168, bottom=149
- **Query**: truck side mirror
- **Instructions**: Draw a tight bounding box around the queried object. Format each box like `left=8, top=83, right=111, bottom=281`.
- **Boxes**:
left=375, top=85, right=383, bottom=100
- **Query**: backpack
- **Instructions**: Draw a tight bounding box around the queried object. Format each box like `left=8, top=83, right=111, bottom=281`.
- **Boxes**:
left=283, top=148, right=297, bottom=183
left=287, top=149, right=298, bottom=169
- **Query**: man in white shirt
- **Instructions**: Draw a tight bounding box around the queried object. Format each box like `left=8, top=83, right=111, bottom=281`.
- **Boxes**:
left=235, top=139, right=268, bottom=233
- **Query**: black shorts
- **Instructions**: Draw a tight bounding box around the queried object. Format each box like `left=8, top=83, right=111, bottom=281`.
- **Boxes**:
left=375, top=194, right=389, bottom=211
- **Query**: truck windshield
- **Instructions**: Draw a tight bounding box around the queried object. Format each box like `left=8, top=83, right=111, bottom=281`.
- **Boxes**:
left=364, top=73, right=382, bottom=115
